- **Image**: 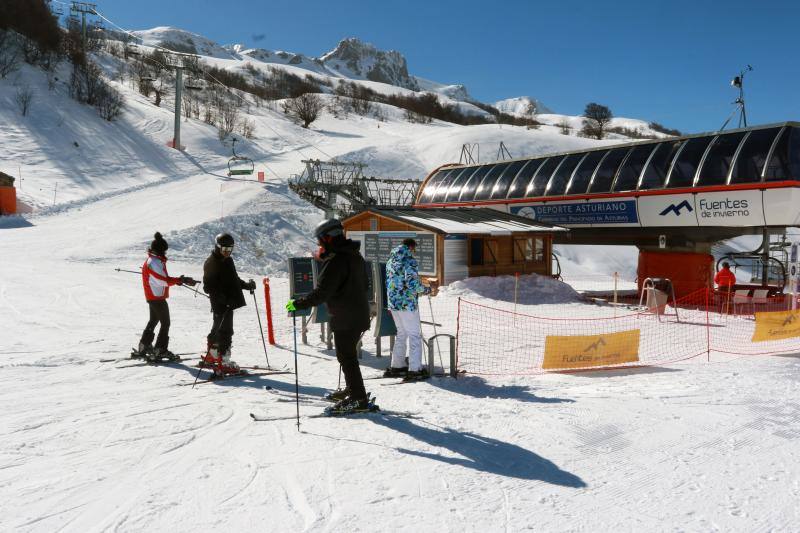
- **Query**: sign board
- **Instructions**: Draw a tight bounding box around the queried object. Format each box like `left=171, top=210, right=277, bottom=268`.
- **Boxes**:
left=310, top=259, right=329, bottom=324
left=287, top=257, right=313, bottom=317
left=510, top=199, right=638, bottom=226
left=348, top=231, right=437, bottom=276
left=638, top=193, right=697, bottom=227
left=443, top=234, right=468, bottom=284
left=763, top=188, right=800, bottom=226
left=695, top=190, right=765, bottom=227
left=752, top=309, right=800, bottom=342
left=542, top=329, right=640, bottom=370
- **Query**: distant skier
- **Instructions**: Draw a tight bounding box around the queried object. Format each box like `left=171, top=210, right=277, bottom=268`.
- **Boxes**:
left=383, top=238, right=433, bottom=380
left=202, top=232, right=256, bottom=375
left=285, top=219, right=372, bottom=414
left=135, top=232, right=197, bottom=362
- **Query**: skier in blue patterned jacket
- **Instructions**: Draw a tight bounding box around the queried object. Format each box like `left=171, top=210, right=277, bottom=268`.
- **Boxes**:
left=384, top=238, right=434, bottom=380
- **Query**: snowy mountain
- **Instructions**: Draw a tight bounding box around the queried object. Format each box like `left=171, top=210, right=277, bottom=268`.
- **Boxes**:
left=494, top=96, right=553, bottom=116
left=319, top=37, right=419, bottom=91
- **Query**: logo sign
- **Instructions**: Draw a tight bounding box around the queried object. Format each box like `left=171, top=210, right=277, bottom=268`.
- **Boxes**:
left=542, top=329, right=641, bottom=370
left=659, top=200, right=693, bottom=217
left=752, top=309, right=800, bottom=342
left=511, top=200, right=637, bottom=225
left=696, top=190, right=765, bottom=227
left=639, top=194, right=696, bottom=227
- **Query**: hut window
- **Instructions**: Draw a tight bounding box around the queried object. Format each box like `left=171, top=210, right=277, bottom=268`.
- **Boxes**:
left=514, top=237, right=545, bottom=263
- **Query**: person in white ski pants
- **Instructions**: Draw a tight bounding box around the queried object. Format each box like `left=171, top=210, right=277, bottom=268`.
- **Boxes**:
left=385, top=238, right=433, bottom=378
left=390, top=308, right=424, bottom=371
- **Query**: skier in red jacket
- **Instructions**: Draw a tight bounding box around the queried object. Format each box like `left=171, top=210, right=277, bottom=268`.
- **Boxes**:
left=134, top=232, right=197, bottom=362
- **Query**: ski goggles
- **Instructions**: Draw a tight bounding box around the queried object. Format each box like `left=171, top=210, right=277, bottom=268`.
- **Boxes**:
left=220, top=245, right=234, bottom=253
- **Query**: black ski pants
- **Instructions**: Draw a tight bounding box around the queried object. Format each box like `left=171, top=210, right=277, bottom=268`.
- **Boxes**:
left=333, top=328, right=367, bottom=401
left=207, top=309, right=234, bottom=352
left=141, top=300, right=170, bottom=349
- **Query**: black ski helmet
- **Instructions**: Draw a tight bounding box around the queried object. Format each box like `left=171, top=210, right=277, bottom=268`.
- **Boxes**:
left=313, top=219, right=344, bottom=240
left=215, top=232, right=235, bottom=248
left=150, top=232, right=168, bottom=255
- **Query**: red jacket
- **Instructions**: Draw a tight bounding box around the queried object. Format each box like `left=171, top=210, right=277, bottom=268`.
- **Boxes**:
left=714, top=267, right=736, bottom=288
left=142, top=252, right=180, bottom=301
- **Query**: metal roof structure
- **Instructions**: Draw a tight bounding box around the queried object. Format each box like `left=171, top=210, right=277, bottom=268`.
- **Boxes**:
left=416, top=122, right=800, bottom=205
left=358, top=207, right=567, bottom=235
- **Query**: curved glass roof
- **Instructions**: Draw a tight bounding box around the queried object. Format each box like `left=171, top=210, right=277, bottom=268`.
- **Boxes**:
left=416, top=122, right=800, bottom=204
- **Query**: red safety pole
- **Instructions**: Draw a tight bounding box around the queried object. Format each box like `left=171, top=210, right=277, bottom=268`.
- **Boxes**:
left=705, top=284, right=711, bottom=362
left=263, top=277, right=276, bottom=345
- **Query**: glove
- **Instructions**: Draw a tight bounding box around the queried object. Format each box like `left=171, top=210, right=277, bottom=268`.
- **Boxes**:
left=185, top=277, right=198, bottom=287
left=246, top=279, right=256, bottom=291
left=285, top=299, right=297, bottom=312
left=178, top=275, right=186, bottom=286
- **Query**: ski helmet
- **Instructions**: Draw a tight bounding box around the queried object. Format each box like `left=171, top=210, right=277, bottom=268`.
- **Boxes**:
left=313, top=219, right=344, bottom=240
left=215, top=232, right=235, bottom=248
left=150, top=232, right=168, bottom=254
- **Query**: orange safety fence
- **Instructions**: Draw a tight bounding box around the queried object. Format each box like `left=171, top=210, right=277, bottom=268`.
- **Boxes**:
left=455, top=288, right=800, bottom=375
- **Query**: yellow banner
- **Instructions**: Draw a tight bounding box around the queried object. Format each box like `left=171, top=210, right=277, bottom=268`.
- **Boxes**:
left=543, top=329, right=640, bottom=370
left=752, top=309, right=800, bottom=342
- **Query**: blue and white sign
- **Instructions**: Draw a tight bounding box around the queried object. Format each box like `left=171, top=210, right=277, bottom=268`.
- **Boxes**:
left=510, top=200, right=638, bottom=226
left=639, top=194, right=697, bottom=227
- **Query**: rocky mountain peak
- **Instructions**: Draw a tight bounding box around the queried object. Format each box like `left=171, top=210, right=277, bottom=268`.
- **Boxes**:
left=319, top=38, right=419, bottom=91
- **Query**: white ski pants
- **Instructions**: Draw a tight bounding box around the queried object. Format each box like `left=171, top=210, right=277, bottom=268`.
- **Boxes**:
left=389, top=309, right=424, bottom=371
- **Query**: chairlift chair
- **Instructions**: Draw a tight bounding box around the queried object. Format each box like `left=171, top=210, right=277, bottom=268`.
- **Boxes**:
left=227, top=138, right=254, bottom=177
left=183, top=77, right=205, bottom=91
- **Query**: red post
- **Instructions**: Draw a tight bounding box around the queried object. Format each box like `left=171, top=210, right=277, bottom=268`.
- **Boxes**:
left=263, top=277, right=276, bottom=345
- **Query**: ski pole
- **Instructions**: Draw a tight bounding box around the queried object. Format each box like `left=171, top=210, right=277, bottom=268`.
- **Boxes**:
left=338, top=365, right=342, bottom=391
left=427, top=295, right=445, bottom=372
left=292, top=311, right=300, bottom=432
left=251, top=290, right=271, bottom=368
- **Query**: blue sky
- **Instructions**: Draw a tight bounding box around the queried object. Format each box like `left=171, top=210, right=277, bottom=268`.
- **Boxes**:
left=94, top=0, right=799, bottom=134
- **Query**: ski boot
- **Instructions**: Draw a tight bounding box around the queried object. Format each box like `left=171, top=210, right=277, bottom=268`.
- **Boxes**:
left=382, top=365, right=408, bottom=378
left=131, top=342, right=153, bottom=359
left=149, top=347, right=180, bottom=363
left=403, top=368, right=430, bottom=382
left=325, top=393, right=378, bottom=416
left=324, top=388, right=350, bottom=402
left=201, top=343, right=220, bottom=368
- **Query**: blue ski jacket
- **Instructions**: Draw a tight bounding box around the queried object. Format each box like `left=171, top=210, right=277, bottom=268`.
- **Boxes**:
left=386, top=244, right=430, bottom=311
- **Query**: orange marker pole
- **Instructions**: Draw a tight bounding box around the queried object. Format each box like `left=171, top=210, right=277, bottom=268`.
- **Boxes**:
left=263, top=277, right=276, bottom=345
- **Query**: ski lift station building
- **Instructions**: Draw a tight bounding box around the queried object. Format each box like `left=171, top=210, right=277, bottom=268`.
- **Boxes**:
left=343, top=207, right=566, bottom=285
left=412, top=122, right=800, bottom=296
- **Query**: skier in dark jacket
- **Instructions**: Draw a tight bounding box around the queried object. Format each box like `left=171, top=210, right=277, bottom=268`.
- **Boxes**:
left=286, top=219, right=372, bottom=413
left=202, top=232, right=256, bottom=375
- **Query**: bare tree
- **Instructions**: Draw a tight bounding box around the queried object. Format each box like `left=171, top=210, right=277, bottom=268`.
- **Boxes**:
left=557, top=118, right=572, bottom=135
left=239, top=118, right=256, bottom=139
left=0, top=32, right=20, bottom=79
left=282, top=93, right=323, bottom=128
left=15, top=85, right=34, bottom=116
left=96, top=84, right=124, bottom=121
left=217, top=101, right=238, bottom=140
left=581, top=102, right=613, bottom=139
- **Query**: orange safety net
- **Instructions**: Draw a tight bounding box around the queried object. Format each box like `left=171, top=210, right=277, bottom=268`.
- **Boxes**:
left=455, top=288, right=800, bottom=375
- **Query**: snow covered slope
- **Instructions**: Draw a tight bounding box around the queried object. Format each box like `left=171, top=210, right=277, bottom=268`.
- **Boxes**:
left=2, top=25, right=799, bottom=533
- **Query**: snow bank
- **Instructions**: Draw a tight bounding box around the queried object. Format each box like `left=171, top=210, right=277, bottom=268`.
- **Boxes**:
left=440, top=273, right=583, bottom=304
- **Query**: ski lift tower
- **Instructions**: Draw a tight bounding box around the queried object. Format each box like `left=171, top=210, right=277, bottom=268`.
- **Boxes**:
left=163, top=52, right=201, bottom=150
left=69, top=2, right=97, bottom=45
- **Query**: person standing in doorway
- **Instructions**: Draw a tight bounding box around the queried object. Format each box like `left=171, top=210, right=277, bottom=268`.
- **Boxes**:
left=384, top=238, right=433, bottom=380
left=715, top=261, right=737, bottom=289
left=202, top=232, right=256, bottom=375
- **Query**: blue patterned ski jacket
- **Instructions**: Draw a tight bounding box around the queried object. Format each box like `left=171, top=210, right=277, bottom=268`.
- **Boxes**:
left=386, top=244, right=429, bottom=311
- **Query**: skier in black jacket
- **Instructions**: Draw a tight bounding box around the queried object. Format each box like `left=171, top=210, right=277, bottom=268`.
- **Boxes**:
left=286, top=219, right=372, bottom=413
left=202, top=232, right=256, bottom=375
